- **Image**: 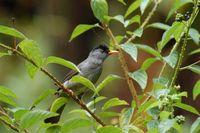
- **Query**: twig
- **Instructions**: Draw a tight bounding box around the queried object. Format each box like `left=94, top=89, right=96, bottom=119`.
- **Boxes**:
left=0, top=43, right=106, bottom=127
left=103, top=24, right=139, bottom=108
left=180, top=60, right=200, bottom=70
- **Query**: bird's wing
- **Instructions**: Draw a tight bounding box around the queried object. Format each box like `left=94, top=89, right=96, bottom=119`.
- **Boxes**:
left=63, top=70, right=79, bottom=82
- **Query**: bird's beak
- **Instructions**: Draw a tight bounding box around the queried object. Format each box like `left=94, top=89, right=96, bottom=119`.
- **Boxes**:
left=108, top=50, right=119, bottom=55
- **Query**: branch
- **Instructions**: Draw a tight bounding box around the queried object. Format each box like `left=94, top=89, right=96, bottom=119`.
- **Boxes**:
left=126, top=0, right=162, bottom=43
left=103, top=24, right=139, bottom=108
left=170, top=1, right=199, bottom=87
left=0, top=43, right=106, bottom=127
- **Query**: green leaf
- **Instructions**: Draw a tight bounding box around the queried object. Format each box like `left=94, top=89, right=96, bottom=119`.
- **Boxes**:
left=0, top=52, right=9, bottom=58
left=61, top=118, right=92, bottom=133
left=97, top=111, right=120, bottom=118
left=141, top=58, right=158, bottom=70
left=125, top=0, right=141, bottom=18
left=147, top=22, right=170, bottom=30
left=174, top=103, right=200, bottom=115
left=19, top=39, right=43, bottom=67
left=71, top=75, right=96, bottom=93
left=190, top=117, right=200, bottom=133
left=160, top=22, right=185, bottom=51
left=121, top=43, right=138, bottom=61
left=102, top=98, right=128, bottom=111
left=87, top=96, right=106, bottom=107
left=25, top=61, right=39, bottom=79
left=138, top=99, right=156, bottom=113
left=189, top=28, right=200, bottom=45
left=50, top=97, right=68, bottom=113
left=133, top=28, right=143, bottom=37
left=112, top=15, right=124, bottom=24
left=9, top=107, right=29, bottom=121
left=0, top=93, right=16, bottom=106
left=166, top=0, right=193, bottom=21
left=119, top=108, right=134, bottom=128
left=46, top=56, right=80, bottom=73
left=129, top=69, right=148, bottom=90
left=125, top=15, right=141, bottom=27
left=90, top=0, right=108, bottom=22
left=159, top=119, right=175, bottom=133
left=189, top=48, right=200, bottom=55
left=117, top=0, right=126, bottom=5
left=0, top=25, right=26, bottom=39
left=135, top=44, right=162, bottom=58
left=20, top=110, right=58, bottom=129
left=97, top=126, right=123, bottom=133
left=30, top=89, right=55, bottom=109
left=46, top=125, right=61, bottom=133
left=140, top=0, right=150, bottom=14
left=0, top=86, right=17, bottom=98
left=95, top=74, right=121, bottom=95
left=185, top=65, right=200, bottom=74
left=164, top=51, right=178, bottom=68
left=69, top=24, right=97, bottom=42
left=193, top=80, right=200, bottom=100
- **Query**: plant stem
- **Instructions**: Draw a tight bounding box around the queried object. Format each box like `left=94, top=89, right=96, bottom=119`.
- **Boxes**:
left=0, top=43, right=106, bottom=127
left=170, top=2, right=199, bottom=87
left=180, top=60, right=200, bottom=70
left=103, top=24, right=139, bottom=108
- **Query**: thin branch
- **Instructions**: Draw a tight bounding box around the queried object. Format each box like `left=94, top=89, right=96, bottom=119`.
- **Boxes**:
left=126, top=0, right=162, bottom=44
left=180, top=60, right=200, bottom=70
left=0, top=43, right=106, bottom=127
left=103, top=24, right=139, bottom=108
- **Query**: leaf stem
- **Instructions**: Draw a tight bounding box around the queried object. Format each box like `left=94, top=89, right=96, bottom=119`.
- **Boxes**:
left=0, top=43, right=106, bottom=127
left=180, top=60, right=200, bottom=70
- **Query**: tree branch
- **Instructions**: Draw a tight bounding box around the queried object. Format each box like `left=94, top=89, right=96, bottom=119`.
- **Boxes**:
left=0, top=43, right=106, bottom=127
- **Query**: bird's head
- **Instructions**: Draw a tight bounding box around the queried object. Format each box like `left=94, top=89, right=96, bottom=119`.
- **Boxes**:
left=89, top=45, right=118, bottom=61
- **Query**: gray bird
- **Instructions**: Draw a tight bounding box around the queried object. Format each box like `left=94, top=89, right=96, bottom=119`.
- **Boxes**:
left=45, top=45, right=118, bottom=123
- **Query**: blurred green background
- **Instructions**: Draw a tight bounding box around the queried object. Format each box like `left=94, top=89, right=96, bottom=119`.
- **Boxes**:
left=0, top=0, right=199, bottom=132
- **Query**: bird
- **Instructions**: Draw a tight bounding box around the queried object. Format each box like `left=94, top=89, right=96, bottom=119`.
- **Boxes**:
left=44, top=44, right=118, bottom=123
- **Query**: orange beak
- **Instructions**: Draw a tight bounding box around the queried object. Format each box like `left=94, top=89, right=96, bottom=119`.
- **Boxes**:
left=108, top=50, right=119, bottom=55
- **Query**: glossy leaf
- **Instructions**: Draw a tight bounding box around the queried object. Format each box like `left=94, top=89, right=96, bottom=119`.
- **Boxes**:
left=0, top=86, right=17, bottom=98
left=166, top=0, right=193, bottom=21
left=158, top=119, right=175, bottom=133
left=133, top=28, right=143, bottom=37
left=87, top=96, right=106, bottom=107
left=95, top=74, right=121, bottom=95
left=97, top=111, right=120, bottom=118
left=71, top=75, right=96, bottom=93
left=20, top=110, right=58, bottom=129
left=10, top=107, right=29, bottom=121
left=164, top=51, right=178, bottom=68
left=61, top=118, right=92, bottom=133
left=189, top=48, right=200, bottom=55
left=140, top=0, right=150, bottom=14
left=117, top=0, right=126, bottom=5
left=190, top=117, right=200, bottom=133
left=46, top=56, right=80, bottom=72
left=102, top=98, right=128, bottom=111
left=174, top=103, right=200, bottom=115
left=121, top=43, right=138, bottom=61
left=160, top=22, right=184, bottom=51
left=135, top=44, right=162, bottom=58
left=129, top=69, right=148, bottom=90
left=147, top=22, right=170, bottom=30
left=0, top=93, right=16, bottom=106
left=193, top=80, right=200, bottom=100
left=97, top=126, right=123, bottom=133
left=69, top=24, right=97, bottom=42
left=185, top=65, right=200, bottom=74
left=90, top=0, right=108, bottom=22
left=30, top=89, right=55, bottom=109
left=125, top=15, right=141, bottom=27
left=125, top=0, right=141, bottom=18
left=25, top=61, right=39, bottom=79
left=141, top=58, right=158, bottom=70
left=0, top=25, right=26, bottom=39
left=119, top=108, right=134, bottom=128
left=50, top=97, right=68, bottom=112
left=19, top=39, right=43, bottom=67
left=189, top=28, right=200, bottom=45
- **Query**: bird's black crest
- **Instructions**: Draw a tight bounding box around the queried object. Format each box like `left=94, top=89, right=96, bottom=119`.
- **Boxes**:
left=92, top=45, right=109, bottom=53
